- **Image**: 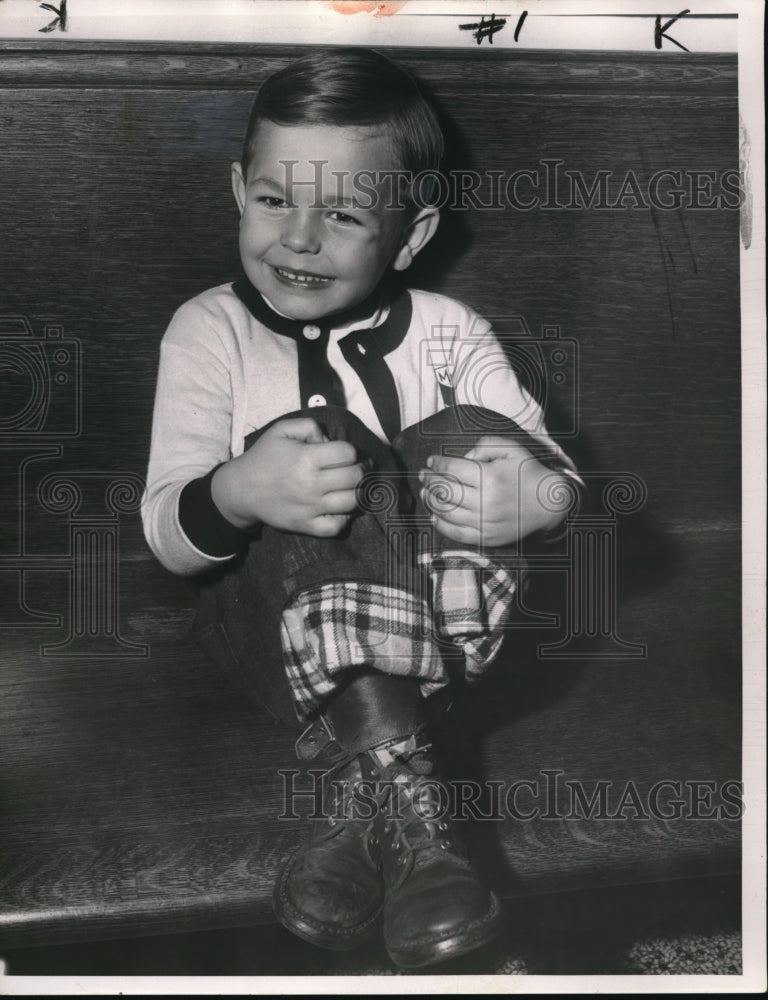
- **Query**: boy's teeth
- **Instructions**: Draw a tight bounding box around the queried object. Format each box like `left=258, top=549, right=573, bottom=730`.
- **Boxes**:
left=277, top=267, right=329, bottom=284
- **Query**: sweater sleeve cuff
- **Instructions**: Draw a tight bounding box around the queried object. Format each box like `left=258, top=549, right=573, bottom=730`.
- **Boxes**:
left=178, top=466, right=254, bottom=558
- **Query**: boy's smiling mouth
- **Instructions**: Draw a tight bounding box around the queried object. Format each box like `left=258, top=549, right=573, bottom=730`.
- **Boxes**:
left=273, top=265, right=334, bottom=287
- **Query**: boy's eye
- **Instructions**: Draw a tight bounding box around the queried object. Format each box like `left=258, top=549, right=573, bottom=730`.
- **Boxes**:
left=328, top=210, right=360, bottom=225
left=259, top=196, right=288, bottom=209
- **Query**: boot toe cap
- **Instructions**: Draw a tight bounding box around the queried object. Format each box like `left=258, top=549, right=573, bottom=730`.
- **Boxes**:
left=274, top=842, right=384, bottom=949
left=384, top=865, right=502, bottom=967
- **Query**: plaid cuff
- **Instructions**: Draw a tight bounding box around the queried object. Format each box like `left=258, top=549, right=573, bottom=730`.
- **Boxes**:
left=280, top=581, right=445, bottom=721
left=419, top=549, right=519, bottom=680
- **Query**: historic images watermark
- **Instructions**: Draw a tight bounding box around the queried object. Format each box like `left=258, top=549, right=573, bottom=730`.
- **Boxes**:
left=278, top=768, right=744, bottom=823
left=271, top=159, right=746, bottom=213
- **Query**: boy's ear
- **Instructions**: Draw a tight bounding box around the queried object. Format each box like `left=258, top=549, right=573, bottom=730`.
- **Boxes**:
left=392, top=207, right=440, bottom=272
left=231, top=161, right=246, bottom=215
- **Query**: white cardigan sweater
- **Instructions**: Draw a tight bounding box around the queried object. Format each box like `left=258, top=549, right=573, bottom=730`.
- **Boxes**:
left=142, top=283, right=579, bottom=576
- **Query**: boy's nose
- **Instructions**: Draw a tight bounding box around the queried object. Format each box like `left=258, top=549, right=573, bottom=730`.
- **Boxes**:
left=280, top=210, right=321, bottom=254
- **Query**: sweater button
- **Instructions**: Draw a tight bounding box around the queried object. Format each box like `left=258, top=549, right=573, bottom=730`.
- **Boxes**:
left=303, top=324, right=321, bottom=340
left=308, top=394, right=326, bottom=407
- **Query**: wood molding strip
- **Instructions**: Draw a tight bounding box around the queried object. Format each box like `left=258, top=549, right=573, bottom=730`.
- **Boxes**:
left=0, top=42, right=738, bottom=95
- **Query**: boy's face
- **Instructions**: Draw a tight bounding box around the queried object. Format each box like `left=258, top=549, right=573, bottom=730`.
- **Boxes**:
left=232, top=122, right=437, bottom=321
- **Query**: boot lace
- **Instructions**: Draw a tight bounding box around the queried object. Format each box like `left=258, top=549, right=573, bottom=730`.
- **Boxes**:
left=377, top=741, right=455, bottom=864
left=315, top=754, right=375, bottom=841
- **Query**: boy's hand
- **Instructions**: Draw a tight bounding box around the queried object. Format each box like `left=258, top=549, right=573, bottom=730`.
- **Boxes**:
left=211, top=417, right=364, bottom=536
left=419, top=436, right=568, bottom=547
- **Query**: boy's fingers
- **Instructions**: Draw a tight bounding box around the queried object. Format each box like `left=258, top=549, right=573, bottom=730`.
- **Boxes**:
left=424, top=496, right=478, bottom=528
left=277, top=417, right=326, bottom=444
left=319, top=489, right=359, bottom=515
left=420, top=482, right=473, bottom=514
left=314, top=439, right=358, bottom=469
left=463, top=445, right=492, bottom=462
left=424, top=455, right=481, bottom=487
left=419, top=472, right=478, bottom=508
left=319, top=464, right=364, bottom=494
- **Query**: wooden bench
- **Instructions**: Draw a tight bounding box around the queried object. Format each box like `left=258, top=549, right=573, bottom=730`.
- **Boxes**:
left=0, top=42, right=741, bottom=950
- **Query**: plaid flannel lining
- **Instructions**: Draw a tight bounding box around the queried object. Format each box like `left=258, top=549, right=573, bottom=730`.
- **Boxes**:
left=280, top=581, right=444, bottom=721
left=279, top=552, right=520, bottom=719
left=419, top=550, right=518, bottom=680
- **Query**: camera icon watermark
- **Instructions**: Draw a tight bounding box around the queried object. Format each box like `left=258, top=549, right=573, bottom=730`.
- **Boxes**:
left=0, top=315, right=82, bottom=438
left=418, top=315, right=578, bottom=439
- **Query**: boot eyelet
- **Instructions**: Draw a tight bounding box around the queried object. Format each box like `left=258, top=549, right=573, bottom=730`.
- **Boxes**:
left=440, top=842, right=449, bottom=850
left=438, top=821, right=448, bottom=831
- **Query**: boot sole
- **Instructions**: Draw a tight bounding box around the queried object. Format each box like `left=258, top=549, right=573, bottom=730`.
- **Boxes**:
left=272, top=859, right=383, bottom=952
left=385, top=894, right=504, bottom=969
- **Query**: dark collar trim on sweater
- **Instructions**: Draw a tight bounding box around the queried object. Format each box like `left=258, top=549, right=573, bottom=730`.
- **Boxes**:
left=232, top=275, right=390, bottom=342
left=231, top=275, right=412, bottom=440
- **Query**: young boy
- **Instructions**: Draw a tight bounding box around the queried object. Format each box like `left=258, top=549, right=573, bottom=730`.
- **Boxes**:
left=142, top=47, right=580, bottom=969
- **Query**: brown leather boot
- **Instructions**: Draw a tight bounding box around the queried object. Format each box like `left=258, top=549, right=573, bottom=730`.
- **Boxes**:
left=272, top=672, right=421, bottom=950
left=272, top=714, right=383, bottom=950
left=273, top=672, right=501, bottom=965
left=362, top=729, right=503, bottom=969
